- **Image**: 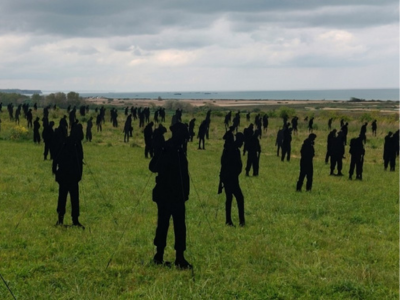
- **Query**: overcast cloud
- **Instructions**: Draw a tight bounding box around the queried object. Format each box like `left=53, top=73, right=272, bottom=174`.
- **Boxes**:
left=0, top=0, right=398, bottom=92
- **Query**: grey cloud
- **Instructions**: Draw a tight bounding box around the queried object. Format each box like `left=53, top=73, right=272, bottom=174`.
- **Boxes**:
left=0, top=0, right=397, bottom=38
left=63, top=46, right=98, bottom=55
left=228, top=5, right=398, bottom=33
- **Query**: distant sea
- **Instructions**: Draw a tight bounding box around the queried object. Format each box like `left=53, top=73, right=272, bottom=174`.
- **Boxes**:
left=76, top=89, right=399, bottom=101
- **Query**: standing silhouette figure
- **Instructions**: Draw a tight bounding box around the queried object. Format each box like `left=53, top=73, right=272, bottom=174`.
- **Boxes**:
left=149, top=122, right=192, bottom=269
left=296, top=133, right=317, bottom=191
left=52, top=124, right=85, bottom=228
left=219, top=132, right=245, bottom=227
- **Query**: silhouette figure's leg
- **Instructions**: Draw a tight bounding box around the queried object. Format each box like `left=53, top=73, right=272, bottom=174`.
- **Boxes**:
left=154, top=203, right=171, bottom=250
left=253, top=154, right=259, bottom=176
left=70, top=182, right=80, bottom=220
left=172, top=203, right=186, bottom=252
left=297, top=169, right=306, bottom=191
left=57, top=183, right=68, bottom=218
left=306, top=168, right=313, bottom=191
left=349, top=158, right=355, bottom=179
left=224, top=184, right=234, bottom=225
left=233, top=184, right=245, bottom=226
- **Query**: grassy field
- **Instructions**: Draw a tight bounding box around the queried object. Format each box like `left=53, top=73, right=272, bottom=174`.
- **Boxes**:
left=0, top=103, right=399, bottom=299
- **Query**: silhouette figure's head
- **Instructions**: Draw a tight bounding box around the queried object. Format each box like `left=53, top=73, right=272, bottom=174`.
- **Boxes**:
left=309, top=133, right=317, bottom=141
left=170, top=122, right=189, bottom=146
left=158, top=124, right=167, bottom=134
left=235, top=132, right=244, bottom=148
left=71, top=123, right=84, bottom=141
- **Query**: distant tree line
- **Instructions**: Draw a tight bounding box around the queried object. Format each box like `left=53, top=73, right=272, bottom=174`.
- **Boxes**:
left=0, top=91, right=87, bottom=108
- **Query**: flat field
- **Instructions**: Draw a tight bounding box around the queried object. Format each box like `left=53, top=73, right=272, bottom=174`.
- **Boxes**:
left=0, top=101, right=399, bottom=299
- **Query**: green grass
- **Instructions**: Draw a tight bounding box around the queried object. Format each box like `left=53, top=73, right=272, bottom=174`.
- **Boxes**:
left=0, top=107, right=399, bottom=299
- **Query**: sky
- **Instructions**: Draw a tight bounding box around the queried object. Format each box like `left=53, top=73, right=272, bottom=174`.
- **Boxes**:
left=0, top=0, right=398, bottom=92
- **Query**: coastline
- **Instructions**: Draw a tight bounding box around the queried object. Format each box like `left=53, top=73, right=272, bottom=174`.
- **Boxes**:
left=83, top=97, right=400, bottom=114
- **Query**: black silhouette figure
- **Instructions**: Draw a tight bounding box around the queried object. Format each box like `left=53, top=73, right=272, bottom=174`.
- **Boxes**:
left=131, top=106, right=137, bottom=120
left=232, top=111, right=241, bottom=132
left=243, top=124, right=254, bottom=156
left=291, top=116, right=299, bottom=135
left=246, top=112, right=251, bottom=122
left=281, top=123, right=292, bottom=162
left=371, top=120, right=377, bottom=136
left=219, top=132, right=245, bottom=227
left=383, top=132, right=392, bottom=170
left=42, top=121, right=55, bottom=160
left=160, top=108, right=166, bottom=123
left=245, top=130, right=261, bottom=176
left=96, top=114, right=102, bottom=132
left=349, top=136, right=365, bottom=180
left=296, top=133, right=317, bottom=192
left=254, top=114, right=262, bottom=138
left=26, top=109, right=33, bottom=128
left=52, top=124, right=85, bottom=228
left=383, top=131, right=396, bottom=171
left=33, top=117, right=41, bottom=144
left=189, top=118, right=196, bottom=142
left=359, top=122, right=368, bottom=144
left=59, top=115, right=68, bottom=137
left=308, top=117, right=314, bottom=133
left=197, top=120, right=207, bottom=150
left=139, top=107, right=145, bottom=128
left=144, top=107, right=150, bottom=124
left=149, top=122, right=192, bottom=269
left=175, top=108, right=183, bottom=122
left=86, top=117, right=93, bottom=142
left=79, top=105, right=86, bottom=116
left=144, top=122, right=154, bottom=158
left=42, top=116, right=49, bottom=129
left=341, top=122, right=348, bottom=145
left=330, top=131, right=345, bottom=176
left=154, top=109, right=159, bottom=123
left=325, top=129, right=337, bottom=164
left=328, top=118, right=333, bottom=130
left=123, top=114, right=132, bottom=143
left=111, top=108, right=118, bottom=128
left=262, top=114, right=269, bottom=133
left=69, top=107, right=76, bottom=129
left=275, top=128, right=283, bottom=157
left=152, top=124, right=167, bottom=156
left=7, top=103, right=14, bottom=121
left=223, top=126, right=235, bottom=150
left=22, top=103, right=29, bottom=118
left=205, top=110, right=211, bottom=140
left=224, top=111, right=232, bottom=130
